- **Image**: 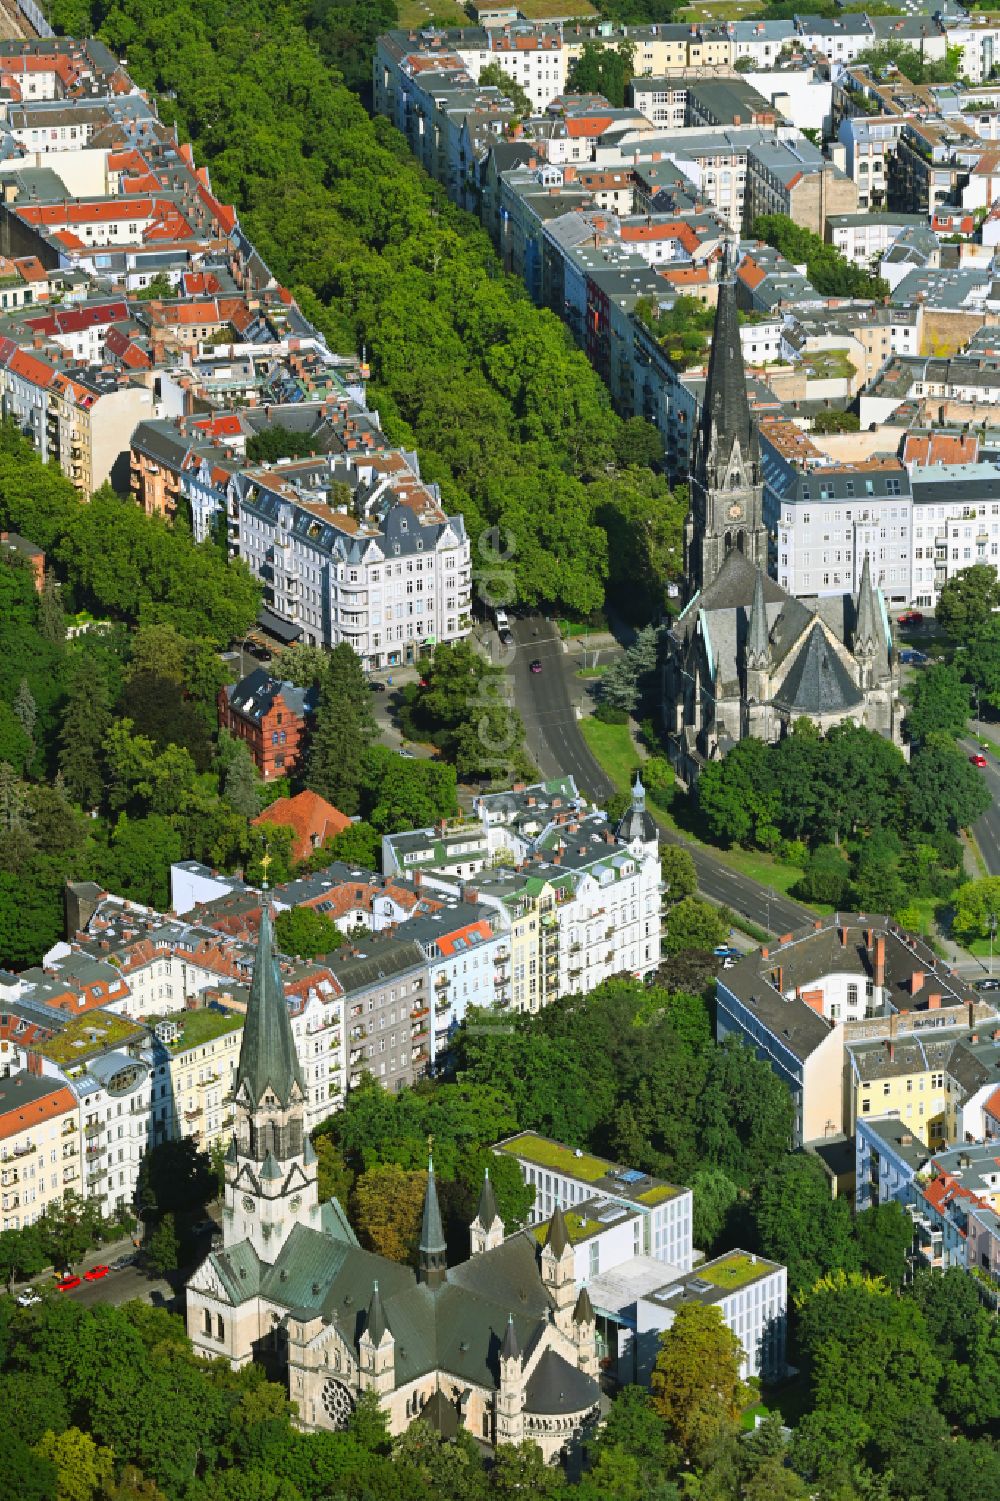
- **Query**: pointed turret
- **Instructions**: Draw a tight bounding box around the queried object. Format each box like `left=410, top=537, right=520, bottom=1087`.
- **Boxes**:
left=418, top=1155, right=448, bottom=1288
left=358, top=1278, right=395, bottom=1395
left=746, top=566, right=770, bottom=671
left=477, top=1166, right=499, bottom=1229
left=573, top=1285, right=595, bottom=1325
left=235, top=904, right=304, bottom=1110
left=366, top=1280, right=388, bottom=1347
left=470, top=1165, right=505, bottom=1255
left=545, top=1203, right=570, bottom=1259
left=854, top=552, right=879, bottom=657
left=541, top=1203, right=576, bottom=1333
left=501, top=1311, right=521, bottom=1361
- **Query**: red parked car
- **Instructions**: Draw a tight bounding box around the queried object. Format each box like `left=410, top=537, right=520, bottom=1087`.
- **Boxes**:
left=55, top=1275, right=81, bottom=1292
left=898, top=611, right=924, bottom=627
left=83, top=1265, right=109, bottom=1281
left=971, top=753, right=988, bottom=768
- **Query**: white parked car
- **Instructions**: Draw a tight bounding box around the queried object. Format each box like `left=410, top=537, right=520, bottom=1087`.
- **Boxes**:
left=15, top=1289, right=41, bottom=1307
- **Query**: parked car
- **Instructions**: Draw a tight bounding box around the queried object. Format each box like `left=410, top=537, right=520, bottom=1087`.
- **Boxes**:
left=368, top=680, right=386, bottom=693
left=109, top=1254, right=135, bottom=1271
left=15, top=1289, right=41, bottom=1307
left=55, top=1275, right=81, bottom=1292
left=499, top=629, right=514, bottom=647
left=899, top=649, right=929, bottom=665
left=975, top=977, right=1000, bottom=992
left=84, top=1265, right=110, bottom=1281
left=529, top=659, right=543, bottom=674
left=971, top=753, right=988, bottom=768
left=897, top=611, right=924, bottom=627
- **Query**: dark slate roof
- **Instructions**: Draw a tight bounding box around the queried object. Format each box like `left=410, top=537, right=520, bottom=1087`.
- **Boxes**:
left=772, top=623, right=862, bottom=715
left=613, top=774, right=657, bottom=847
left=234, top=904, right=305, bottom=1109
left=420, top=1388, right=460, bottom=1438
left=680, top=549, right=787, bottom=621
left=523, top=1348, right=600, bottom=1415
left=224, top=669, right=315, bottom=724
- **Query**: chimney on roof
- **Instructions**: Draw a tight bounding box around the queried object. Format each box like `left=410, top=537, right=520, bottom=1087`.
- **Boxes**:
left=874, top=936, right=886, bottom=990
left=839, top=926, right=848, bottom=947
left=928, top=993, right=941, bottom=1010
left=888, top=1040, right=895, bottom=1062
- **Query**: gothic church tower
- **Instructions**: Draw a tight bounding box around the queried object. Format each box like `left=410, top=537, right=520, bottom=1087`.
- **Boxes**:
left=684, top=245, right=768, bottom=598
left=224, top=903, right=320, bottom=1262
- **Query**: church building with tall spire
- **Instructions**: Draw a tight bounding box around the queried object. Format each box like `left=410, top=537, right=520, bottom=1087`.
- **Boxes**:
left=664, top=246, right=902, bottom=781
left=186, top=906, right=600, bottom=1460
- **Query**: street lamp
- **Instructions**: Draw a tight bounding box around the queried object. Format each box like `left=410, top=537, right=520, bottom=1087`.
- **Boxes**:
left=991, top=912, right=997, bottom=977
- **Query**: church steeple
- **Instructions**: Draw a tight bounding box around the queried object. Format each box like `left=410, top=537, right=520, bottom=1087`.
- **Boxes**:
left=683, top=241, right=768, bottom=599
left=418, top=1154, right=447, bottom=1289
left=223, top=900, right=318, bottom=1262
left=854, top=552, right=879, bottom=658
left=235, top=903, right=304, bottom=1112
left=697, top=246, right=758, bottom=488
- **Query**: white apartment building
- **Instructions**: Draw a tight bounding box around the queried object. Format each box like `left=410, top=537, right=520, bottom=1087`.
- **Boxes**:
left=910, top=464, right=1000, bottom=609
left=826, top=210, right=923, bottom=269
left=762, top=435, right=913, bottom=604
left=949, top=22, right=1000, bottom=85
left=496, top=1130, right=694, bottom=1273
left=231, top=458, right=472, bottom=669
left=73, top=1049, right=153, bottom=1218
left=0, top=1073, right=82, bottom=1232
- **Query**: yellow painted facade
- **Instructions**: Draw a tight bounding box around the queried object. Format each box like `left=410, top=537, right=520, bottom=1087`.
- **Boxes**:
left=855, top=1068, right=952, bottom=1149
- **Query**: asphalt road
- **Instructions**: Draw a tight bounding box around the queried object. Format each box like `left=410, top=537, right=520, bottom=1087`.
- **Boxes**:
left=508, top=616, right=811, bottom=935
left=966, top=729, right=1000, bottom=877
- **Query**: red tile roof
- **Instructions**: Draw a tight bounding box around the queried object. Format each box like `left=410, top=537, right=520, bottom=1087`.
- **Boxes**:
left=0, top=1080, right=76, bottom=1139
left=253, top=791, right=351, bottom=864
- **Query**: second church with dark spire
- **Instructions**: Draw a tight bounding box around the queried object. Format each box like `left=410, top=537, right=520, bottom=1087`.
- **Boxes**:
left=664, top=243, right=902, bottom=780
left=684, top=242, right=768, bottom=598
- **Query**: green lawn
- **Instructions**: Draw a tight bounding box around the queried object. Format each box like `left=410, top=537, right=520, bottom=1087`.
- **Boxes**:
left=579, top=718, right=814, bottom=908
left=580, top=717, right=642, bottom=798
left=576, top=665, right=609, bottom=679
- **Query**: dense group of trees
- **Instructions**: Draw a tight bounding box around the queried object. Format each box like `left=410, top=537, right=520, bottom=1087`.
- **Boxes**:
left=852, top=40, right=963, bottom=85
left=42, top=0, right=688, bottom=627
left=750, top=216, right=890, bottom=300
left=0, top=431, right=470, bottom=966
left=696, top=718, right=982, bottom=921
left=398, top=639, right=533, bottom=781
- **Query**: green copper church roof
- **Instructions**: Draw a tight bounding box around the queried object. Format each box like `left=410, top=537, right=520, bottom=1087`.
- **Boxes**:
left=235, top=903, right=305, bottom=1109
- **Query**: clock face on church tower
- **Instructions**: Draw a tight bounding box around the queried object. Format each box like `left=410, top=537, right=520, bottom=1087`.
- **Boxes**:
left=727, top=502, right=744, bottom=521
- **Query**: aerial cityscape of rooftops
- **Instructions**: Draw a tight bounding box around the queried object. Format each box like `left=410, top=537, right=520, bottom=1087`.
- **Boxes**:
left=8, top=0, right=1000, bottom=1493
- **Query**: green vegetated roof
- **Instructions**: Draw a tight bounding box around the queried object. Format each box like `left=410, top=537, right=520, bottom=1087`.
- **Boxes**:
left=41, top=1011, right=143, bottom=1065
left=498, top=1133, right=610, bottom=1183
left=532, top=1211, right=604, bottom=1246
left=697, top=1253, right=768, bottom=1290
left=168, top=1008, right=244, bottom=1050
left=636, top=1183, right=680, bottom=1206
